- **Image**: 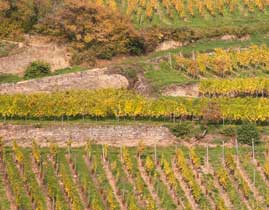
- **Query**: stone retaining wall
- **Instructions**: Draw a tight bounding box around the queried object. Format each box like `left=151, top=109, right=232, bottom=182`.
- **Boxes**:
left=0, top=124, right=177, bottom=147
left=0, top=68, right=129, bottom=94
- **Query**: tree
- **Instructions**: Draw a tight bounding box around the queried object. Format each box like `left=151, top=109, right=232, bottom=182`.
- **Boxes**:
left=237, top=123, right=260, bottom=145
left=24, top=61, right=51, bottom=79
left=37, top=2, right=145, bottom=65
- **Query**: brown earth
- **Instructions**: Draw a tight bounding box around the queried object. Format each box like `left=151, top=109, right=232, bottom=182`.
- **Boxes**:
left=161, top=83, right=199, bottom=97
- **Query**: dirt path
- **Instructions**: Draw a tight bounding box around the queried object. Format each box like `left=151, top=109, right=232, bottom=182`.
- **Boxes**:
left=188, top=161, right=216, bottom=210
left=171, top=161, right=200, bottom=210
left=207, top=164, right=234, bottom=209
left=48, top=155, right=72, bottom=210
left=13, top=158, right=36, bottom=210
left=137, top=159, right=165, bottom=210
left=66, top=155, right=90, bottom=210
left=254, top=160, right=269, bottom=187
left=237, top=161, right=264, bottom=204
left=224, top=166, right=252, bottom=210
left=120, top=159, right=147, bottom=208
left=155, top=164, right=183, bottom=209
left=103, top=160, right=127, bottom=210
left=0, top=161, right=17, bottom=210
left=31, top=157, right=53, bottom=210
left=83, top=156, right=109, bottom=210
left=161, top=83, right=199, bottom=97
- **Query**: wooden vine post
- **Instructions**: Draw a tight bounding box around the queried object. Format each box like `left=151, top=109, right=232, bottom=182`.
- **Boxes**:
left=102, top=144, right=105, bottom=161
left=120, top=146, right=123, bottom=162
left=252, top=138, right=256, bottom=186
left=222, top=141, right=225, bottom=166
left=206, top=143, right=209, bottom=173
left=235, top=138, right=239, bottom=166
left=252, top=138, right=255, bottom=162
left=154, top=144, right=157, bottom=165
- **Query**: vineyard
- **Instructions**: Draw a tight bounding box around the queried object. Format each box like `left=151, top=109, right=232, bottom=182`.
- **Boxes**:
left=89, top=0, right=269, bottom=26
left=3, top=89, right=269, bottom=122
left=199, top=78, right=269, bottom=97
left=1, top=141, right=269, bottom=210
left=2, top=1, right=269, bottom=209
left=174, top=45, right=269, bottom=78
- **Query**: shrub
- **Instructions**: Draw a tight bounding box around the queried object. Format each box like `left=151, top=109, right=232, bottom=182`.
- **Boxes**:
left=237, top=124, right=260, bottom=145
left=71, top=51, right=96, bottom=67
left=169, top=122, right=192, bottom=137
left=221, top=125, right=236, bottom=137
left=24, top=61, right=51, bottom=79
left=37, top=2, right=145, bottom=63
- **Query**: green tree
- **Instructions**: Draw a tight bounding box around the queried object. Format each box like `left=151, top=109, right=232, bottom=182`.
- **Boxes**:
left=237, top=123, right=260, bottom=145
left=24, top=61, right=51, bottom=79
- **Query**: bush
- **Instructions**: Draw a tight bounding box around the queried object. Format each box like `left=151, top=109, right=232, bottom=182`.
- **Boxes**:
left=169, top=122, right=192, bottom=137
left=237, top=124, right=260, bottom=145
left=127, top=36, right=145, bottom=55
left=24, top=61, right=51, bottom=79
left=221, top=125, right=236, bottom=137
left=71, top=51, right=96, bottom=67
left=37, top=2, right=145, bottom=63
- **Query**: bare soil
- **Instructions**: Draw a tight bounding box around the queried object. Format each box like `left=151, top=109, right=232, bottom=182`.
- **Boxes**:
left=161, top=83, right=199, bottom=97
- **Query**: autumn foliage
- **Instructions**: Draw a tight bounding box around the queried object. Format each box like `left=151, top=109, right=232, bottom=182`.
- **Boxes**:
left=0, top=1, right=145, bottom=64
left=36, top=2, right=145, bottom=64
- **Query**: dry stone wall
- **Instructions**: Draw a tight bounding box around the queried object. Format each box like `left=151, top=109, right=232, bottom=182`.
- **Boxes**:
left=0, top=124, right=177, bottom=147
left=0, top=68, right=129, bottom=94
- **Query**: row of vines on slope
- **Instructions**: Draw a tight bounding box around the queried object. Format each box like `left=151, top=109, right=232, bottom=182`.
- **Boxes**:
left=3, top=89, right=269, bottom=122
left=2, top=141, right=269, bottom=209
left=93, top=0, right=269, bottom=19
left=175, top=45, right=269, bottom=78
left=199, top=78, right=269, bottom=97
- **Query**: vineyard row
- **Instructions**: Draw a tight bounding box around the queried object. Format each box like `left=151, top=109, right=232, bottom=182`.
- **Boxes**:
left=1, top=142, right=269, bottom=210
left=94, top=0, right=269, bottom=19
left=175, top=45, right=269, bottom=78
left=199, top=77, right=269, bottom=97
left=2, top=89, right=269, bottom=122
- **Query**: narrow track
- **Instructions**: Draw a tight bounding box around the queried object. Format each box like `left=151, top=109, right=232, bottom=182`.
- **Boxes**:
left=83, top=155, right=110, bottom=210
left=14, top=157, right=36, bottom=210
left=31, top=157, right=53, bottom=210
left=155, top=164, right=185, bottom=209
left=207, top=164, right=234, bottom=209
left=254, top=160, right=269, bottom=187
left=103, top=159, right=127, bottom=210
left=137, top=159, right=165, bottom=210
left=171, top=161, right=200, bottom=210
left=120, top=158, right=147, bottom=208
left=188, top=161, right=216, bottom=210
left=66, top=154, right=90, bottom=210
left=237, top=161, right=264, bottom=204
left=224, top=166, right=252, bottom=210
left=48, top=155, right=72, bottom=210
left=0, top=161, right=17, bottom=210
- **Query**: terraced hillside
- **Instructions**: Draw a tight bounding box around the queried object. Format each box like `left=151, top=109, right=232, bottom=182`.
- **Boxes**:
left=1, top=142, right=269, bottom=210
left=2, top=1, right=269, bottom=209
